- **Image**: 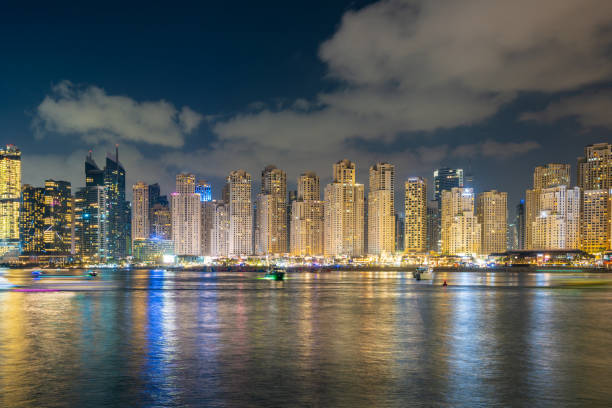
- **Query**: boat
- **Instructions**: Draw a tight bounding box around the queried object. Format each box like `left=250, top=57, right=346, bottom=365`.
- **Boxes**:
left=264, top=267, right=285, bottom=281
left=413, top=266, right=434, bottom=281
left=87, top=270, right=98, bottom=277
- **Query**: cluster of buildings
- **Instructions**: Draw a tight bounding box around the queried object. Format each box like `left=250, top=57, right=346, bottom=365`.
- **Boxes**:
left=0, top=142, right=610, bottom=265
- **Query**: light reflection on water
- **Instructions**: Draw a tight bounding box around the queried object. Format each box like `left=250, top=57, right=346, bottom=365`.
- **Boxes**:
left=0, top=269, right=611, bottom=407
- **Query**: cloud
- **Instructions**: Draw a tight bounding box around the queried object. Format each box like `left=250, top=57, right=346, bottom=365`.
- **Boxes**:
left=520, top=90, right=612, bottom=129
left=452, top=140, right=541, bottom=159
left=209, top=0, right=612, bottom=167
left=34, top=80, right=203, bottom=147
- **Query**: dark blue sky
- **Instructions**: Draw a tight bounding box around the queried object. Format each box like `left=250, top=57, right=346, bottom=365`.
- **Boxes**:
left=1, top=0, right=611, bottom=215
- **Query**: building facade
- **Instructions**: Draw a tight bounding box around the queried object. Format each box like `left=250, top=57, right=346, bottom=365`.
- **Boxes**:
left=476, top=190, right=507, bottom=255
left=580, top=189, right=610, bottom=253
left=0, top=145, right=21, bottom=256
left=256, top=165, right=287, bottom=255
left=367, top=163, right=395, bottom=256
left=171, top=173, right=201, bottom=256
left=131, top=182, right=150, bottom=248
left=324, top=159, right=364, bottom=257
left=227, top=170, right=252, bottom=257
left=290, top=172, right=324, bottom=256
left=532, top=185, right=581, bottom=250
left=441, top=187, right=481, bottom=256
left=404, top=177, right=427, bottom=253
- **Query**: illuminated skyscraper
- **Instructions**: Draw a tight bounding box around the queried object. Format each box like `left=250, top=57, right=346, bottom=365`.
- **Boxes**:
left=212, top=201, right=230, bottom=257
left=196, top=180, right=212, bottom=202
left=441, top=187, right=481, bottom=256
left=367, top=163, right=395, bottom=256
left=171, top=173, right=201, bottom=256
left=227, top=170, right=252, bottom=257
left=525, top=163, right=571, bottom=249
left=290, top=172, right=324, bottom=256
left=324, top=159, right=365, bottom=257
left=404, top=177, right=427, bottom=253
left=433, top=168, right=464, bottom=205
left=20, top=185, right=45, bottom=254
left=476, top=190, right=507, bottom=255
left=43, top=180, right=72, bottom=254
left=256, top=165, right=287, bottom=255
left=131, top=182, right=150, bottom=249
left=201, top=200, right=217, bottom=256
left=581, top=189, right=611, bottom=253
left=532, top=185, right=580, bottom=250
left=0, top=145, right=21, bottom=255
left=80, top=152, right=108, bottom=261
left=150, top=203, right=171, bottom=240
left=104, top=147, right=128, bottom=260
left=516, top=200, right=526, bottom=250
left=577, top=143, right=611, bottom=190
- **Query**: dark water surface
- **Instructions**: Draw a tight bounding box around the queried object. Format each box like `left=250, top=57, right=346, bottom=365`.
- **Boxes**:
left=1, top=269, right=611, bottom=407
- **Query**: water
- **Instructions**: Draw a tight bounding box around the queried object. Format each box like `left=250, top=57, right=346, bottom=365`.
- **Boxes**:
left=1, top=269, right=611, bottom=407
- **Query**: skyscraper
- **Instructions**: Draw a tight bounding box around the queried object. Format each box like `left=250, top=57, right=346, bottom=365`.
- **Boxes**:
left=212, top=201, right=230, bottom=257
left=256, top=165, right=287, bottom=255
left=43, top=180, right=72, bottom=255
left=131, top=182, right=150, bottom=249
left=201, top=200, right=217, bottom=256
left=227, top=170, right=253, bottom=257
left=516, top=200, right=525, bottom=250
left=577, top=143, right=612, bottom=253
left=196, top=180, right=212, bottom=202
left=404, top=177, right=427, bottom=253
left=441, top=187, right=481, bottom=256
left=433, top=167, right=464, bottom=206
left=476, top=190, right=507, bottom=255
left=80, top=152, right=107, bottom=262
left=577, top=143, right=611, bottom=190
left=324, top=159, right=365, bottom=257
left=532, top=185, right=580, bottom=250
left=525, top=163, right=572, bottom=249
left=20, top=185, right=45, bottom=254
left=171, top=173, right=201, bottom=256
left=290, top=172, right=324, bottom=256
left=0, top=145, right=21, bottom=256
left=104, top=148, right=128, bottom=260
left=395, top=213, right=405, bottom=252
left=426, top=200, right=440, bottom=253
left=150, top=203, right=172, bottom=240
left=581, top=189, right=610, bottom=253
left=367, top=163, right=395, bottom=256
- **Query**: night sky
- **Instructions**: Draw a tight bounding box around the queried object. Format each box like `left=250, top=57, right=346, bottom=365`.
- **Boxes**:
left=2, top=0, right=611, bottom=215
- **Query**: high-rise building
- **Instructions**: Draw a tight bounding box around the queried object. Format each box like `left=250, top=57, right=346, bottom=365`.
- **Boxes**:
left=227, top=170, right=253, bottom=257
left=577, top=143, right=612, bottom=253
left=441, top=187, right=481, bottom=256
left=476, top=190, right=507, bottom=255
left=580, top=189, right=611, bottom=253
left=131, top=182, right=150, bottom=249
left=104, top=148, right=128, bottom=260
left=80, top=152, right=107, bottom=262
left=532, top=185, right=581, bottom=250
left=196, top=180, right=212, bottom=202
left=426, top=200, right=440, bottom=253
left=150, top=203, right=171, bottom=240
left=525, top=163, right=572, bottom=249
left=212, top=201, right=230, bottom=257
left=171, top=173, right=201, bottom=256
left=42, top=180, right=72, bottom=255
left=395, top=213, right=405, bottom=252
left=256, top=166, right=287, bottom=255
left=148, top=183, right=161, bottom=206
left=0, top=145, right=21, bottom=256
left=20, top=185, right=45, bottom=254
left=290, top=172, right=324, bottom=256
left=404, top=177, right=427, bottom=253
left=434, top=167, right=464, bottom=206
left=367, top=163, right=395, bottom=256
left=533, top=163, right=570, bottom=189
left=516, top=200, right=526, bottom=250
left=324, top=159, right=365, bottom=257
left=201, top=200, right=217, bottom=256
left=577, top=143, right=612, bottom=190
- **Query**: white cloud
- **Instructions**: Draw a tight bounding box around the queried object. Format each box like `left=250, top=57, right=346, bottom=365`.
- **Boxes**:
left=520, top=90, right=612, bottom=129
left=209, top=0, right=612, bottom=168
left=34, top=80, right=203, bottom=148
left=452, top=140, right=541, bottom=159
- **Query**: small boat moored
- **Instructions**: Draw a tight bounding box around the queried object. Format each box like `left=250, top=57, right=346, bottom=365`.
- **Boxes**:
left=88, top=270, right=98, bottom=277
